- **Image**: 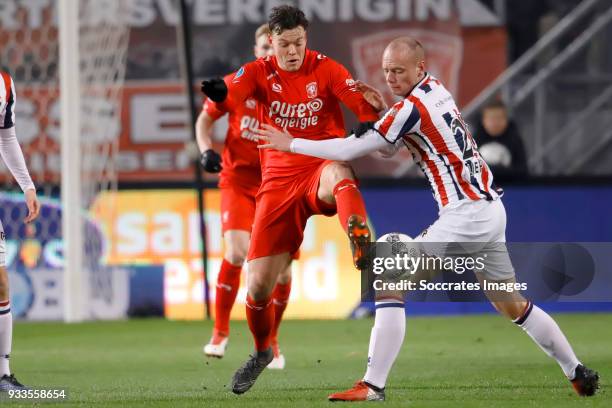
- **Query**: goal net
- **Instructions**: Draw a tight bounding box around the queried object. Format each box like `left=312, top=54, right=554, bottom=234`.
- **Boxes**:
left=0, top=0, right=131, bottom=321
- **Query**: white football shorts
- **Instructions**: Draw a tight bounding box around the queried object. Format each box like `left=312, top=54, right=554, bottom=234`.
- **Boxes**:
left=414, top=198, right=515, bottom=281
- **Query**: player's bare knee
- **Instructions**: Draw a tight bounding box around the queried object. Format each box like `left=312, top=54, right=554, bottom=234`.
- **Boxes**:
left=319, top=162, right=356, bottom=202
left=277, top=265, right=292, bottom=284
left=487, top=288, right=528, bottom=319
left=223, top=231, right=250, bottom=266
left=224, top=247, right=247, bottom=266
left=247, top=254, right=288, bottom=300
left=325, top=162, right=355, bottom=184
left=248, top=279, right=275, bottom=301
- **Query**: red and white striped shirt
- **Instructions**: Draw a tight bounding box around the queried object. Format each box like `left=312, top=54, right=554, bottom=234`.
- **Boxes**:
left=0, top=72, right=16, bottom=129
left=375, top=73, right=501, bottom=209
left=0, top=71, right=35, bottom=192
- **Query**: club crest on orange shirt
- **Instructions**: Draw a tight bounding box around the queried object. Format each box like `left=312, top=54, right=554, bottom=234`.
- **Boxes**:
left=306, top=81, right=318, bottom=99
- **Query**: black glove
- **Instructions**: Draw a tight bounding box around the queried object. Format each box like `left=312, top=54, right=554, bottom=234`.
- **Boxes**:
left=200, top=149, right=223, bottom=173
left=353, top=121, right=376, bottom=138
left=201, top=78, right=228, bottom=103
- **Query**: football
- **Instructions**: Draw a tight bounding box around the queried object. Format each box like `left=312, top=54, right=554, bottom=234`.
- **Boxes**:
left=376, top=232, right=415, bottom=280
left=378, top=232, right=413, bottom=245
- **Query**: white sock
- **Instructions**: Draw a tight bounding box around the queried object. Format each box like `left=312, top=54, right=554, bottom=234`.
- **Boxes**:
left=0, top=301, right=12, bottom=376
left=514, top=302, right=580, bottom=379
left=363, top=301, right=406, bottom=389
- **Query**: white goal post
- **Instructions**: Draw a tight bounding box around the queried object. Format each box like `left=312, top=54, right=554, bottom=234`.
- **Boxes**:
left=58, top=0, right=131, bottom=322
left=59, top=0, right=84, bottom=323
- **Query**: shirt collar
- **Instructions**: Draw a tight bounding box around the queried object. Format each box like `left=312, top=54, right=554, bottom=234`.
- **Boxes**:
left=405, top=72, right=429, bottom=97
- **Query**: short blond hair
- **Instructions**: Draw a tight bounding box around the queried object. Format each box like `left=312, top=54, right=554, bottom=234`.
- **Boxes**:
left=387, top=37, right=426, bottom=60
left=255, top=23, right=271, bottom=42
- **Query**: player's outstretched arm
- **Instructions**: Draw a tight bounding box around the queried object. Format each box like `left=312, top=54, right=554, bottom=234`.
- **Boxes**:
left=255, top=124, right=388, bottom=161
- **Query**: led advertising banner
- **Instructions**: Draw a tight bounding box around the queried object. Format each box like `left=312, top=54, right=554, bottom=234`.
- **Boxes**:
left=1, top=190, right=361, bottom=320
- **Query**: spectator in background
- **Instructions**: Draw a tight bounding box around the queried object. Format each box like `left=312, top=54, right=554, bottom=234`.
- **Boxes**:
left=505, top=1, right=548, bottom=63
left=505, top=0, right=582, bottom=65
left=474, top=100, right=528, bottom=180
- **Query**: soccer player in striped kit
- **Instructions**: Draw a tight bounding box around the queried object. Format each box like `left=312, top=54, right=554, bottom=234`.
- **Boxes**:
left=256, top=37, right=599, bottom=401
left=0, top=71, right=41, bottom=391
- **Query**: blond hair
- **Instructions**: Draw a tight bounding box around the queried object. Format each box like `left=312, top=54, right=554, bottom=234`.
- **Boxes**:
left=387, top=37, right=426, bottom=60
left=255, top=23, right=271, bottom=42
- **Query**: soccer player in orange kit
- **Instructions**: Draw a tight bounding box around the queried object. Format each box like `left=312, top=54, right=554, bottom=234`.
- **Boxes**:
left=201, top=5, right=383, bottom=394
left=197, top=24, right=289, bottom=369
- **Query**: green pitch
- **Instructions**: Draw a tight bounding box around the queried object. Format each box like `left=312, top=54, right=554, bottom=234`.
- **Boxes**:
left=4, top=313, right=611, bottom=407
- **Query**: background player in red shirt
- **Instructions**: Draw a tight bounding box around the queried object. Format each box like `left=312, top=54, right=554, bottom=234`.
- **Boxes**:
left=196, top=24, right=290, bottom=369
left=201, top=6, right=385, bottom=394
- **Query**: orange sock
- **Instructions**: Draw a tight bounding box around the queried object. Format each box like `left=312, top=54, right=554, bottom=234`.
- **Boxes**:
left=246, top=295, right=274, bottom=352
left=333, top=178, right=367, bottom=233
left=270, top=280, right=292, bottom=343
left=213, top=259, right=242, bottom=336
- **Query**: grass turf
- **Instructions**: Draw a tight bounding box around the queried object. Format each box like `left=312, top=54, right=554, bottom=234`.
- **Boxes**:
left=2, top=313, right=611, bottom=407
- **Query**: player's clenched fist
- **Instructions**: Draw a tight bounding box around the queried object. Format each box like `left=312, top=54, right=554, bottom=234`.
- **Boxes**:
left=200, top=149, right=223, bottom=173
left=201, top=78, right=228, bottom=102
